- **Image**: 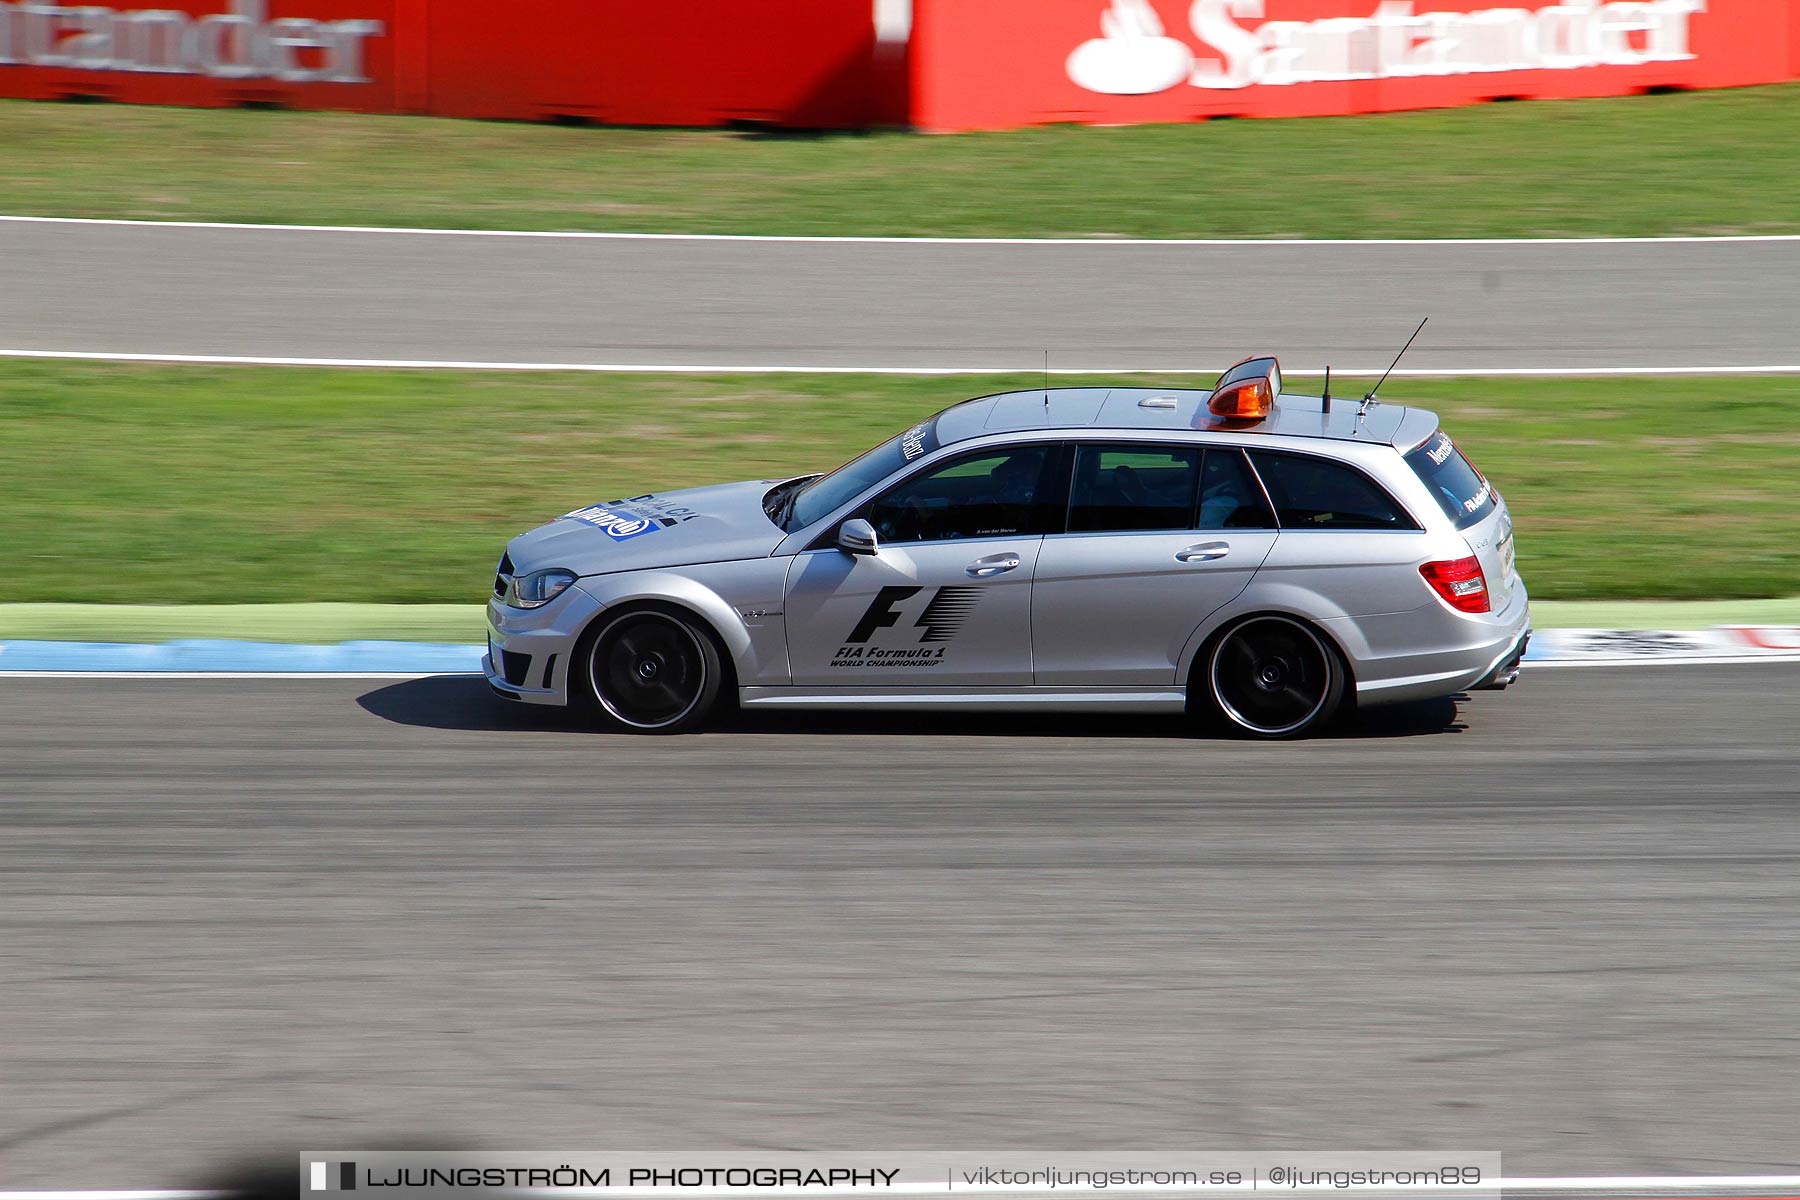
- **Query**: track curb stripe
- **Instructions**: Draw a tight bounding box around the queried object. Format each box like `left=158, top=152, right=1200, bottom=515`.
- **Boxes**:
left=0, top=639, right=482, bottom=674
left=3, top=633, right=1800, bottom=676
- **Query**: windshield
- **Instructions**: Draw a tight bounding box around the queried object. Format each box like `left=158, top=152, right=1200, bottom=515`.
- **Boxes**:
left=772, top=414, right=943, bottom=532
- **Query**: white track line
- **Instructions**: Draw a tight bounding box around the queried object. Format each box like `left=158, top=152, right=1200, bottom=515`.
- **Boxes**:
left=8, top=1179, right=1800, bottom=1200
left=4, top=349, right=1799, bottom=377
left=3, top=214, right=1799, bottom=246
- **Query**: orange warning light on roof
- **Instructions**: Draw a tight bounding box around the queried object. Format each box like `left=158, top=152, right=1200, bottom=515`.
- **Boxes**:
left=1207, top=356, right=1281, bottom=421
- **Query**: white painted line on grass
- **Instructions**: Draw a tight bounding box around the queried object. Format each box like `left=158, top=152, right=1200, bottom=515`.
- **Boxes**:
left=3, top=213, right=1799, bottom=247
left=4, top=349, right=1800, bottom=377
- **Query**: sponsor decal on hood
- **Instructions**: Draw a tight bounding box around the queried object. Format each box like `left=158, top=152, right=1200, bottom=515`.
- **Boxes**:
left=562, top=494, right=707, bottom=541
left=509, top=479, right=787, bottom=580
left=563, top=505, right=660, bottom=541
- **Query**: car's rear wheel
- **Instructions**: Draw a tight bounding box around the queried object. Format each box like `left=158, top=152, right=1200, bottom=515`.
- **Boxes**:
left=1202, top=615, right=1345, bottom=739
left=583, top=608, right=723, bottom=734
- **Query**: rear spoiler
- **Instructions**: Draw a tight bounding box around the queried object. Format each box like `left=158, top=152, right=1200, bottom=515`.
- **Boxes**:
left=1390, top=407, right=1441, bottom=454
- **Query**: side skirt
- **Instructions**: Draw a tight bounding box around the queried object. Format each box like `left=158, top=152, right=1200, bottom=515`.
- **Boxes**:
left=738, top=686, right=1188, bottom=713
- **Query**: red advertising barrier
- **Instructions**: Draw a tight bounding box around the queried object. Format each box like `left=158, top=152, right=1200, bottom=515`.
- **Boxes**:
left=0, top=0, right=904, bottom=126
left=909, top=0, right=1797, bottom=131
left=0, top=0, right=1789, bottom=129
left=417, top=0, right=898, bottom=127
left=0, top=0, right=402, bottom=112
left=1793, top=3, right=1800, bottom=79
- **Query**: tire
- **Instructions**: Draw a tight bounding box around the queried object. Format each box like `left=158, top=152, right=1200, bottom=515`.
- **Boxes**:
left=1198, top=615, right=1346, bottom=739
left=579, top=607, right=724, bottom=734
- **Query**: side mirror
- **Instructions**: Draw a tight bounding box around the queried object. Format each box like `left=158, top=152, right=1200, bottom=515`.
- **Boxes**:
left=837, top=518, right=879, bottom=556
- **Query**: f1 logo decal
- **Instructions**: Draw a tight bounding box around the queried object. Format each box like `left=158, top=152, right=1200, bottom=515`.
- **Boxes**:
left=845, top=585, right=984, bottom=644
left=845, top=586, right=921, bottom=643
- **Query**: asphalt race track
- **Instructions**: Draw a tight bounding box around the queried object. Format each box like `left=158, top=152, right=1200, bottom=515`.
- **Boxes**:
left=4, top=663, right=1799, bottom=1185
left=5, top=213, right=1800, bottom=1187
left=4, top=219, right=1800, bottom=371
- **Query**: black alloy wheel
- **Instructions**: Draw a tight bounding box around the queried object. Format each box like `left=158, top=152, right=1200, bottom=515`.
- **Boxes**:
left=1205, top=615, right=1345, bottom=738
left=585, top=609, right=723, bottom=733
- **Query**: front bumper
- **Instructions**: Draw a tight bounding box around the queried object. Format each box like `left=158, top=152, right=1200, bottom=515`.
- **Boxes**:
left=483, top=587, right=604, bottom=706
left=483, top=645, right=564, bottom=705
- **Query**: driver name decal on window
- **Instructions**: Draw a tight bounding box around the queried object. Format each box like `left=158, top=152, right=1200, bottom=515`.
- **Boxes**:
left=900, top=417, right=940, bottom=463
left=1404, top=433, right=1496, bottom=529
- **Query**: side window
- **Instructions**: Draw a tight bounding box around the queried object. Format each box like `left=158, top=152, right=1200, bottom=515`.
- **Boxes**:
left=1068, top=445, right=1200, bottom=533
left=865, top=445, right=1059, bottom=544
left=1197, top=449, right=1277, bottom=530
left=1246, top=450, right=1418, bottom=531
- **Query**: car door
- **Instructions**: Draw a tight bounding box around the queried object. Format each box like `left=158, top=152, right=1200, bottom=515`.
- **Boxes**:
left=783, top=443, right=1065, bottom=687
left=1032, top=444, right=1279, bottom=686
left=1243, top=448, right=1434, bottom=616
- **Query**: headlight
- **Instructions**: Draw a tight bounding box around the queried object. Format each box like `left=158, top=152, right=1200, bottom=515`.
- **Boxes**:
left=510, top=568, right=577, bottom=609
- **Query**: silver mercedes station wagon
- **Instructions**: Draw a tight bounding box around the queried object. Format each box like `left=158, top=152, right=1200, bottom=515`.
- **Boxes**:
left=485, top=358, right=1529, bottom=738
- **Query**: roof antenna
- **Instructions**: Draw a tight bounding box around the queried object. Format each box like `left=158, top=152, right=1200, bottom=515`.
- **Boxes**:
left=1362, top=316, right=1428, bottom=416
left=1043, top=350, right=1050, bottom=409
left=1322, top=365, right=1332, bottom=414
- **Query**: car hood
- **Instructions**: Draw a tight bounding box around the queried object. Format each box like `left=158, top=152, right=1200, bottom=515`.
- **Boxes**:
left=505, top=479, right=788, bottom=578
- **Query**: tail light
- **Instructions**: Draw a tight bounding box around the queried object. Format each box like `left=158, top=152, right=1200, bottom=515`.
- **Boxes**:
left=1420, top=556, right=1490, bottom=614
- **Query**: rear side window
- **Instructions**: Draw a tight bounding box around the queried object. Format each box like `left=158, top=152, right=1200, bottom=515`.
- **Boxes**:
left=1405, top=431, right=1495, bottom=529
left=1068, top=445, right=1200, bottom=532
left=1197, top=449, right=1276, bottom=530
left=1247, top=451, right=1418, bottom=531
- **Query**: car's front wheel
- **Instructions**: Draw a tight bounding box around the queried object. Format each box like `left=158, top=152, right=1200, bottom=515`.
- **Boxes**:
left=1200, top=615, right=1345, bottom=739
left=582, top=607, right=723, bottom=734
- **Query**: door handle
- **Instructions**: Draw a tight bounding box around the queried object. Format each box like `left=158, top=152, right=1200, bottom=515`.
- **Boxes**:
left=1176, top=542, right=1230, bottom=563
left=966, top=553, right=1022, bottom=577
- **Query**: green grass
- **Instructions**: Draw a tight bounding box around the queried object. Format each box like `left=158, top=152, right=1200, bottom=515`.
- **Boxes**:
left=4, top=597, right=1797, bottom=645
left=3, top=359, right=1796, bottom=605
left=1528, top=596, right=1800, bottom=631
left=0, top=602, right=485, bottom=643
left=2, top=85, right=1799, bottom=237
